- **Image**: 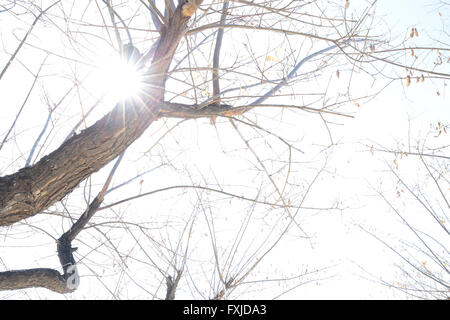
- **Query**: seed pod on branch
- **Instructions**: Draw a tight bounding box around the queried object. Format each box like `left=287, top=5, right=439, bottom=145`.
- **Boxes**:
left=181, top=0, right=203, bottom=17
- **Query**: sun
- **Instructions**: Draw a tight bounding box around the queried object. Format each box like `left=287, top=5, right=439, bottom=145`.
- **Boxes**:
left=92, top=54, right=145, bottom=102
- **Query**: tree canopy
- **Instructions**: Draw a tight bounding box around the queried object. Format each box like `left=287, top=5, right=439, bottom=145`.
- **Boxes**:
left=0, top=0, right=448, bottom=299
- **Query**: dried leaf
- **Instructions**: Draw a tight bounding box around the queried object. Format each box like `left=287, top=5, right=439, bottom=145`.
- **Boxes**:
left=406, top=75, right=411, bottom=87
left=345, top=0, right=349, bottom=9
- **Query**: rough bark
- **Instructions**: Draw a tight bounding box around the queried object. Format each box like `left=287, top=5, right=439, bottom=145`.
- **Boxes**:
left=160, top=102, right=237, bottom=118
left=0, top=269, right=71, bottom=294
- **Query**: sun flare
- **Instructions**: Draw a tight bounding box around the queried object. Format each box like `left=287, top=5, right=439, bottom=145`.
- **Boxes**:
left=93, top=55, right=145, bottom=102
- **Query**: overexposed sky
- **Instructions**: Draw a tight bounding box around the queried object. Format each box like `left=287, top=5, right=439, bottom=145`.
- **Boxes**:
left=0, top=0, right=448, bottom=300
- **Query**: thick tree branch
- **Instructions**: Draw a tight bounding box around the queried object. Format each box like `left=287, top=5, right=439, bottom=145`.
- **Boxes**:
left=159, top=102, right=236, bottom=118
left=0, top=268, right=71, bottom=294
left=158, top=102, right=352, bottom=119
left=212, top=1, right=228, bottom=104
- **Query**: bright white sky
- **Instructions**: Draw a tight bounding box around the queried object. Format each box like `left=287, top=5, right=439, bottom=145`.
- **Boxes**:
left=307, top=0, right=449, bottom=299
left=0, top=0, right=448, bottom=300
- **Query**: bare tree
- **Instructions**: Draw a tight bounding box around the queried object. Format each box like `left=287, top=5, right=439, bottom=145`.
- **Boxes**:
left=0, top=0, right=448, bottom=298
left=361, top=121, right=449, bottom=299
left=356, top=1, right=450, bottom=299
